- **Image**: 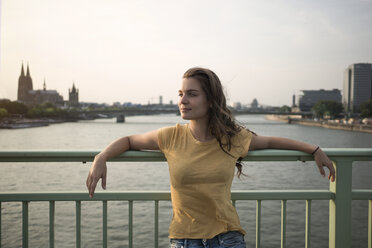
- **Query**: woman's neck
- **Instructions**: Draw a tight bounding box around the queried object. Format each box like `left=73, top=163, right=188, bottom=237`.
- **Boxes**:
left=188, top=119, right=214, bottom=142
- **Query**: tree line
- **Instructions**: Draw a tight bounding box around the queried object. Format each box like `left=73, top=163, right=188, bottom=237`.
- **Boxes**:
left=311, top=99, right=372, bottom=119
left=0, top=100, right=68, bottom=119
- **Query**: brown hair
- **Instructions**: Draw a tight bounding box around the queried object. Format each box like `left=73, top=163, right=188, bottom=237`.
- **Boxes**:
left=183, top=67, right=250, bottom=178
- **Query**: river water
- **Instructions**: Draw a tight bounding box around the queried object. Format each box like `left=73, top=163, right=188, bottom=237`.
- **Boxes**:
left=0, top=114, right=371, bottom=248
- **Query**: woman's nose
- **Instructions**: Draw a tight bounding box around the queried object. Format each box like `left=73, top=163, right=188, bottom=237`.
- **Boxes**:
left=180, top=95, right=188, bottom=104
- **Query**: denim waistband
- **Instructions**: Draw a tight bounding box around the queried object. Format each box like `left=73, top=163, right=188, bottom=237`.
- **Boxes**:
left=169, top=230, right=245, bottom=248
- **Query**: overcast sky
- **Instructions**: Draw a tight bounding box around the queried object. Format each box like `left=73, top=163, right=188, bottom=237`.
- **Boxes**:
left=1, top=0, right=372, bottom=106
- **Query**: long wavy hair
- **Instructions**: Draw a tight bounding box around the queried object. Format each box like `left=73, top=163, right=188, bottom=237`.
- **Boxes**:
left=183, top=67, right=251, bottom=178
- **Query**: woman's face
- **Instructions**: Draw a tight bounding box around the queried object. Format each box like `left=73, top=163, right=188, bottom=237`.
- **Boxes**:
left=178, top=77, right=210, bottom=121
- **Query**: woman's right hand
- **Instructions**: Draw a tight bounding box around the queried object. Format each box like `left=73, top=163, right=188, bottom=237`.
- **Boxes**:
left=86, top=155, right=107, bottom=198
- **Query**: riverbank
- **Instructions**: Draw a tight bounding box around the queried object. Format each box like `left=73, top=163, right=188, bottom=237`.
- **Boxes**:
left=266, top=115, right=372, bottom=134
left=0, top=117, right=75, bottom=129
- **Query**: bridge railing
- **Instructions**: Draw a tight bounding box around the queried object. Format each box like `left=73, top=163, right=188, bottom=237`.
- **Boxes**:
left=0, top=149, right=371, bottom=248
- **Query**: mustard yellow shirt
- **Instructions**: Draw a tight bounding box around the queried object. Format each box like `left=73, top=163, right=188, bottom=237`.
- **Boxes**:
left=158, top=123, right=252, bottom=239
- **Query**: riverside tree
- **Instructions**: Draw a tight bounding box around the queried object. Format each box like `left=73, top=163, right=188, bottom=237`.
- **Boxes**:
left=312, top=100, right=343, bottom=119
left=0, top=100, right=28, bottom=115
left=360, top=99, right=372, bottom=118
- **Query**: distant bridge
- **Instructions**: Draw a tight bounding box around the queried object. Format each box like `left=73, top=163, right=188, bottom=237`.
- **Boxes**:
left=78, top=108, right=312, bottom=119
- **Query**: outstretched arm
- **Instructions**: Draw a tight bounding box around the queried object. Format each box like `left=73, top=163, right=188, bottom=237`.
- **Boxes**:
left=86, top=129, right=159, bottom=198
left=249, top=135, right=335, bottom=182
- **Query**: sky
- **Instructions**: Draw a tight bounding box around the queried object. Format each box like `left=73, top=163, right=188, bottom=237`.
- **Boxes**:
left=1, top=0, right=372, bottom=106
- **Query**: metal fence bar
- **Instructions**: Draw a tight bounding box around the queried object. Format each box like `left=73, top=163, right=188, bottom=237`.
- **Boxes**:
left=305, top=200, right=311, bottom=248
left=22, top=201, right=28, bottom=248
left=49, top=201, right=55, bottom=248
left=103, top=200, right=107, bottom=248
left=155, top=200, right=159, bottom=248
left=256, top=200, right=261, bottom=248
left=232, top=200, right=236, bottom=208
left=2, top=149, right=372, bottom=163
left=76, top=201, right=81, bottom=248
left=329, top=160, right=352, bottom=248
left=281, top=200, right=287, bottom=248
left=369, top=200, right=372, bottom=248
left=0, top=202, right=2, bottom=248
left=129, top=200, right=133, bottom=248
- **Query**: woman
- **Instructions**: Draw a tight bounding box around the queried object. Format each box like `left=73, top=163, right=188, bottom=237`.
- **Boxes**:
left=86, top=67, right=335, bottom=248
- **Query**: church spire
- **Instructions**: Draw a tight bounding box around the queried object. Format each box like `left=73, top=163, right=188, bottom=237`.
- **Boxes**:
left=43, top=78, right=46, bottom=91
left=26, top=62, right=30, bottom=77
left=21, top=62, right=25, bottom=77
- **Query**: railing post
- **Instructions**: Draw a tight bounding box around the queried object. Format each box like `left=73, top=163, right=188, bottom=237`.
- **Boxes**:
left=22, top=201, right=29, bottom=248
left=369, top=200, right=371, bottom=248
left=49, top=201, right=55, bottom=248
left=329, top=159, right=352, bottom=248
left=103, top=200, right=107, bottom=248
left=0, top=202, right=2, bottom=248
left=76, top=201, right=81, bottom=248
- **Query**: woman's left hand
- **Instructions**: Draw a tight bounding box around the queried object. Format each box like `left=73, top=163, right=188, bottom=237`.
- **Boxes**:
left=313, top=148, right=335, bottom=182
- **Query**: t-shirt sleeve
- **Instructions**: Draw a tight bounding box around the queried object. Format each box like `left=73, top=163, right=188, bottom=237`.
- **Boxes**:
left=157, top=125, right=177, bottom=152
left=236, top=129, right=253, bottom=158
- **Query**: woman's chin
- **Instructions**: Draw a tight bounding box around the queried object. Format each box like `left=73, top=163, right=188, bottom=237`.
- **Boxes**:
left=180, top=113, right=191, bottom=120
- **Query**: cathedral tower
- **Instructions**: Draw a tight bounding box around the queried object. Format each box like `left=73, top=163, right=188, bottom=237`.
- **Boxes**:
left=17, top=62, right=33, bottom=103
left=69, top=83, right=79, bottom=106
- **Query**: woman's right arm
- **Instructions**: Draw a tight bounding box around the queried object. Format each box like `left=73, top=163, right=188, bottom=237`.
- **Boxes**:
left=86, top=129, right=159, bottom=198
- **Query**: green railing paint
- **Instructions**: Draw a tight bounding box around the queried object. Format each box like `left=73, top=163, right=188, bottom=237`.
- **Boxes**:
left=305, top=200, right=311, bottom=248
left=49, top=201, right=55, bottom=248
left=103, top=200, right=107, bottom=248
left=369, top=200, right=372, bottom=248
left=129, top=200, right=133, bottom=248
left=76, top=201, right=81, bottom=248
left=0, top=202, right=1, bottom=248
left=256, top=200, right=261, bottom=248
left=0, top=149, right=372, bottom=248
left=155, top=200, right=159, bottom=248
left=281, top=200, right=287, bottom=248
left=22, top=201, right=28, bottom=248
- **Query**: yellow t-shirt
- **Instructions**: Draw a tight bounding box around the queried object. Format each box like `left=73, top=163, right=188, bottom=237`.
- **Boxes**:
left=158, top=123, right=252, bottom=239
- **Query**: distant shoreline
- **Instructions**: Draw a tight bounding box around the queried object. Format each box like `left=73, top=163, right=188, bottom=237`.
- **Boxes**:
left=0, top=117, right=76, bottom=129
left=265, top=115, right=372, bottom=134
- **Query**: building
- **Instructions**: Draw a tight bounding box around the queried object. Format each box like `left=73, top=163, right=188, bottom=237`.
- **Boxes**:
left=17, top=63, right=33, bottom=103
left=343, top=63, right=372, bottom=113
left=298, top=89, right=341, bottom=112
left=17, top=63, right=64, bottom=106
left=159, top=95, right=163, bottom=105
left=69, top=83, right=79, bottom=106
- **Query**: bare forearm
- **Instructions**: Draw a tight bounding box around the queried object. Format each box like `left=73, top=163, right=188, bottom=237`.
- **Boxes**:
left=267, top=136, right=317, bottom=154
left=96, top=136, right=131, bottom=161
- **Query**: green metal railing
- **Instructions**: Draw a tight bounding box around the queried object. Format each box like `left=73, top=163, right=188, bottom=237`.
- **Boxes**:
left=0, top=149, right=371, bottom=248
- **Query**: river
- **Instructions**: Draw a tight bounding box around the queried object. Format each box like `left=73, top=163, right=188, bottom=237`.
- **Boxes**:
left=0, top=114, right=371, bottom=248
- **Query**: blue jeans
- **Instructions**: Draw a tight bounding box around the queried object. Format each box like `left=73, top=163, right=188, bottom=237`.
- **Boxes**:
left=169, top=231, right=246, bottom=248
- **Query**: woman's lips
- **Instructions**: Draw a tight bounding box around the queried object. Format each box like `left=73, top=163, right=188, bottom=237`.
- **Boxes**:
left=181, top=108, right=191, bottom=112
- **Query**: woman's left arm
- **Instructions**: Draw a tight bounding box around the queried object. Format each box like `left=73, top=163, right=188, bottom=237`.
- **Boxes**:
left=250, top=135, right=335, bottom=182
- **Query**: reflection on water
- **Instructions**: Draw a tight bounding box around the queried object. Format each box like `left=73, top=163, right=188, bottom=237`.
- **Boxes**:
left=1, top=115, right=372, bottom=247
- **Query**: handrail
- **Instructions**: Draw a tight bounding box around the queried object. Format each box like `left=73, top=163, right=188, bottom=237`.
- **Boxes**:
left=0, top=148, right=371, bottom=162
left=0, top=148, right=372, bottom=248
left=0, top=190, right=335, bottom=201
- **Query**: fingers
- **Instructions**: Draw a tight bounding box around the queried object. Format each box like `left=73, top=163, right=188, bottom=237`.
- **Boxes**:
left=86, top=170, right=99, bottom=198
left=89, top=177, right=99, bottom=198
left=328, top=161, right=336, bottom=182
left=317, top=163, right=326, bottom=178
left=102, top=167, right=107, bottom=190
left=314, top=149, right=336, bottom=182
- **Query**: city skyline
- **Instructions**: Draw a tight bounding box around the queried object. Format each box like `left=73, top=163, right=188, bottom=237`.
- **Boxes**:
left=1, top=0, right=372, bottom=106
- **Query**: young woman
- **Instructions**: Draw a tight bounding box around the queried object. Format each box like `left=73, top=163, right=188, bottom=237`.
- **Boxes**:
left=86, top=67, right=335, bottom=248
